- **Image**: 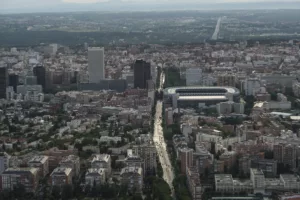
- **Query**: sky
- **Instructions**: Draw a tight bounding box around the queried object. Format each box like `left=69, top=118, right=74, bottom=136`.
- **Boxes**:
left=1, top=0, right=300, bottom=13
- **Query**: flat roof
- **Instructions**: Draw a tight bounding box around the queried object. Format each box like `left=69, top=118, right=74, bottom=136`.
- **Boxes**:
left=165, top=86, right=239, bottom=95
left=215, top=174, right=233, bottom=183
left=178, top=96, right=228, bottom=101
left=270, top=112, right=292, bottom=116
left=88, top=47, right=104, bottom=50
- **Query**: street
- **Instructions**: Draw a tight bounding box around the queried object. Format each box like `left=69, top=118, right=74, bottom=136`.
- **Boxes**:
left=211, top=17, right=222, bottom=40
left=153, top=71, right=175, bottom=195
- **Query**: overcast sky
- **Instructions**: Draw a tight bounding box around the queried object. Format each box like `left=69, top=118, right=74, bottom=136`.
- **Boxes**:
left=1, top=0, right=300, bottom=12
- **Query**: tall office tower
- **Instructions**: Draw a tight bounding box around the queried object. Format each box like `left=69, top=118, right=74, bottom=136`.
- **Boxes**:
left=134, top=59, right=151, bottom=89
left=8, top=74, right=19, bottom=92
left=88, top=47, right=105, bottom=83
left=0, top=67, right=8, bottom=99
left=33, top=65, right=46, bottom=91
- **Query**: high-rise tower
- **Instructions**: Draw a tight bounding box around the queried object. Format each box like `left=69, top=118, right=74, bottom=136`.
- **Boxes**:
left=134, top=59, right=151, bottom=89
left=0, top=67, right=8, bottom=99
left=88, top=47, right=105, bottom=83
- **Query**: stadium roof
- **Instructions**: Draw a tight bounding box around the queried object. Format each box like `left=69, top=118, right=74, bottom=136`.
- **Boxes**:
left=164, top=86, right=239, bottom=95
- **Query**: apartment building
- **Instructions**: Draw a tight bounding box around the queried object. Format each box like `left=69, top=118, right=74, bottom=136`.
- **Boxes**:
left=274, top=143, right=296, bottom=170
left=186, top=166, right=202, bottom=200
left=124, top=155, right=145, bottom=170
left=0, top=152, right=11, bottom=174
left=215, top=174, right=234, bottom=192
left=91, top=154, right=111, bottom=178
left=217, top=73, right=236, bottom=87
left=85, top=168, right=106, bottom=186
left=120, top=166, right=143, bottom=193
left=2, top=168, right=39, bottom=193
left=59, top=155, right=80, bottom=177
left=251, top=159, right=277, bottom=177
left=50, top=167, right=72, bottom=186
left=28, top=155, right=49, bottom=177
left=179, top=148, right=193, bottom=174
left=132, top=144, right=157, bottom=175
left=250, top=168, right=265, bottom=193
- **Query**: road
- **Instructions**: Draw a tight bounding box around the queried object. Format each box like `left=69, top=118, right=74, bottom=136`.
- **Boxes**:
left=211, top=17, right=222, bottom=40
left=153, top=72, right=175, bottom=195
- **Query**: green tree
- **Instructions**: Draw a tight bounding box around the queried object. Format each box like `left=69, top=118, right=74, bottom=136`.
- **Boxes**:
left=51, top=185, right=61, bottom=199
left=61, top=184, right=73, bottom=200
left=13, top=183, right=26, bottom=199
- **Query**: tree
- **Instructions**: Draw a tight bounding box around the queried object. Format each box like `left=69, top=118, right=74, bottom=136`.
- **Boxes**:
left=13, top=183, right=26, bottom=199
left=264, top=150, right=274, bottom=159
left=164, top=128, right=173, bottom=141
left=227, top=145, right=232, bottom=151
left=61, top=184, right=73, bottom=200
left=101, top=184, right=117, bottom=198
left=51, top=185, right=61, bottom=199
left=0, top=190, right=11, bottom=200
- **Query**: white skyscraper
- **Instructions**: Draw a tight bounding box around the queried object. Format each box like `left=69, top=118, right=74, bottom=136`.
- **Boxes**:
left=88, top=47, right=105, bottom=83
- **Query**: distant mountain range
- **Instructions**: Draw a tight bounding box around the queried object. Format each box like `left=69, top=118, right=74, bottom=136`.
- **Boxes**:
left=1, top=1, right=300, bottom=14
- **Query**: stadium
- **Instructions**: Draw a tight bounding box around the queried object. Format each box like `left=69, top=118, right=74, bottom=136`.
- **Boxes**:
left=163, top=86, right=240, bottom=108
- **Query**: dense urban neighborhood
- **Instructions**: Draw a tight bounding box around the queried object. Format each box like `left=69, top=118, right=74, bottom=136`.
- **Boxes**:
left=1, top=8, right=300, bottom=200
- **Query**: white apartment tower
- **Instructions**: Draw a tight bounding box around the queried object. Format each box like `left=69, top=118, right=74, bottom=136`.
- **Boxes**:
left=0, top=152, right=10, bottom=174
left=186, top=68, right=202, bottom=86
left=243, top=78, right=261, bottom=96
left=88, top=47, right=105, bottom=83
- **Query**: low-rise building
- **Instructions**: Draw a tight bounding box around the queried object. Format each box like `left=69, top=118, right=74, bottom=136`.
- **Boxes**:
left=215, top=174, right=234, bottom=192
left=280, top=174, right=300, bottom=191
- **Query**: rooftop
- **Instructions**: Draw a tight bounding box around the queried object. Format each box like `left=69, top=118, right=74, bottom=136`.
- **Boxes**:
left=178, top=96, right=228, bottom=101
left=215, top=174, right=233, bottom=184
left=120, top=166, right=143, bottom=175
left=165, top=86, right=239, bottom=95
left=86, top=168, right=105, bottom=175
left=92, top=154, right=110, bottom=163
left=51, top=167, right=72, bottom=176
left=251, top=168, right=264, bottom=176
left=3, top=167, right=39, bottom=175
left=28, top=155, right=49, bottom=164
